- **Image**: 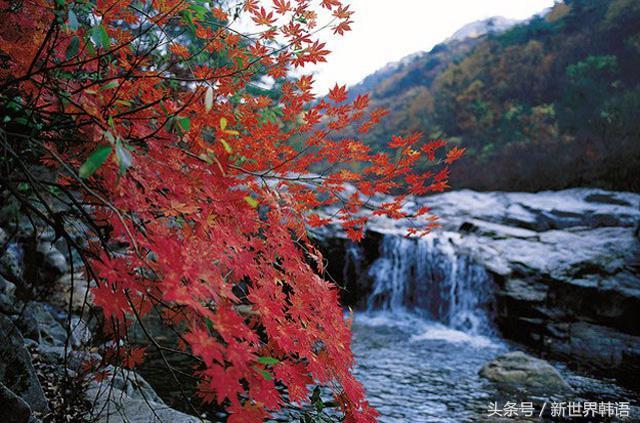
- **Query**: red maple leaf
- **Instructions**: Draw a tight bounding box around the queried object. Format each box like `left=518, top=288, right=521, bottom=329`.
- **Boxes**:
left=328, top=84, right=348, bottom=103
left=444, top=146, right=465, bottom=165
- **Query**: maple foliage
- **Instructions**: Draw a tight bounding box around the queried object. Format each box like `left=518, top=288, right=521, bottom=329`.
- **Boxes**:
left=0, top=0, right=461, bottom=421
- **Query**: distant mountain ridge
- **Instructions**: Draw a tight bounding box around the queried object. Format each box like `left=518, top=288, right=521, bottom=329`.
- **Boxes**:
left=347, top=16, right=520, bottom=98
left=339, top=0, right=640, bottom=192
left=445, top=16, right=519, bottom=42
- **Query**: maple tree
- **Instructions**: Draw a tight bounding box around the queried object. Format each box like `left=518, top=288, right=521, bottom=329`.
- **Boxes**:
left=0, top=0, right=462, bottom=421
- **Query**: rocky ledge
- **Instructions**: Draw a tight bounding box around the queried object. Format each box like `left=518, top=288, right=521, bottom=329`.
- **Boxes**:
left=314, top=188, right=640, bottom=391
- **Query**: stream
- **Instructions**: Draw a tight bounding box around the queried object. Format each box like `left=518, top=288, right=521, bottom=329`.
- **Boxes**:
left=351, top=312, right=506, bottom=422
left=346, top=232, right=635, bottom=422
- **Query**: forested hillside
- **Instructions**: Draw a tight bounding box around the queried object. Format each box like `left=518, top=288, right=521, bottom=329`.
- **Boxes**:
left=349, top=0, right=640, bottom=191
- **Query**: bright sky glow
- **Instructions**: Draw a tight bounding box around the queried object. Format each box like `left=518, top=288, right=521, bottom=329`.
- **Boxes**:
left=310, top=0, right=556, bottom=95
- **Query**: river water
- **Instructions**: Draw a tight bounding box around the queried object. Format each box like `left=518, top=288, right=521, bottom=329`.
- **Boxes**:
left=351, top=312, right=507, bottom=422
left=346, top=233, right=635, bottom=422
left=349, top=234, right=506, bottom=421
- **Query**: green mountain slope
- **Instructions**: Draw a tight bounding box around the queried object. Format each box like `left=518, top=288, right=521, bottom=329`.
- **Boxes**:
left=350, top=0, right=640, bottom=191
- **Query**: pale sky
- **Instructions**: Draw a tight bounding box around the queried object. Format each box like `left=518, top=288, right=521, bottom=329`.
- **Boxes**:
left=310, top=0, right=556, bottom=94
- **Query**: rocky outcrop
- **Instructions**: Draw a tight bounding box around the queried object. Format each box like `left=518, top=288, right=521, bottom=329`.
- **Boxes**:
left=433, top=191, right=640, bottom=391
left=0, top=221, right=202, bottom=422
left=0, top=314, right=49, bottom=413
left=479, top=351, right=573, bottom=395
left=315, top=188, right=640, bottom=391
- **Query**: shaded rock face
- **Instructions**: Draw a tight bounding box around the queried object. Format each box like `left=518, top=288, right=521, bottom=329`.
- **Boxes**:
left=312, top=230, right=381, bottom=307
left=0, top=383, right=33, bottom=423
left=479, top=351, right=573, bottom=395
left=0, top=315, right=48, bottom=413
left=315, top=188, right=640, bottom=391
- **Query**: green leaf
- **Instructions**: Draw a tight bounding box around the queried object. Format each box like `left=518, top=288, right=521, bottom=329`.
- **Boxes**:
left=66, top=36, right=80, bottom=59
left=100, top=80, right=119, bottom=91
left=91, top=24, right=110, bottom=50
left=256, top=356, right=279, bottom=365
left=204, top=318, right=214, bottom=334
left=177, top=116, right=191, bottom=132
left=244, top=196, right=258, bottom=208
left=85, top=34, right=96, bottom=55
left=219, top=117, right=227, bottom=131
left=220, top=138, right=232, bottom=154
left=67, top=10, right=79, bottom=31
left=179, top=9, right=194, bottom=26
left=79, top=145, right=112, bottom=178
left=189, top=4, right=208, bottom=18
left=254, top=367, right=273, bottom=381
left=311, top=386, right=323, bottom=412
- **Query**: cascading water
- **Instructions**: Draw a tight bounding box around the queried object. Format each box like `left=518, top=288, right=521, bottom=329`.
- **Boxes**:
left=343, top=226, right=630, bottom=422
left=346, top=232, right=507, bottom=421
left=365, top=233, right=496, bottom=335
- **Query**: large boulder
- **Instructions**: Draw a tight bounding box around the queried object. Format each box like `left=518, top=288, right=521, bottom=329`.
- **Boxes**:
left=85, top=367, right=204, bottom=423
left=16, top=302, right=67, bottom=347
left=36, top=241, right=68, bottom=279
left=0, top=315, right=49, bottom=413
left=0, top=241, right=23, bottom=282
left=479, top=351, right=573, bottom=395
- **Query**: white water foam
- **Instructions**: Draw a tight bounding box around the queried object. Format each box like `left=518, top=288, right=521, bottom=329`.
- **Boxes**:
left=409, top=324, right=498, bottom=349
left=354, top=311, right=498, bottom=349
left=364, top=233, right=497, bottom=336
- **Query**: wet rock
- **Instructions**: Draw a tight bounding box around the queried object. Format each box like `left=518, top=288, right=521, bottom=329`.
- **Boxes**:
left=16, top=302, right=67, bottom=347
left=0, top=275, right=17, bottom=314
left=0, top=274, right=16, bottom=297
left=584, top=192, right=632, bottom=206
left=419, top=188, right=640, bottom=231
left=0, top=292, right=16, bottom=314
left=479, top=351, right=573, bottom=395
left=1, top=241, right=24, bottom=281
left=35, top=345, right=66, bottom=364
left=36, top=241, right=67, bottom=278
left=48, top=272, right=94, bottom=313
left=109, top=366, right=166, bottom=404
left=69, top=315, right=91, bottom=348
left=0, top=383, right=33, bottom=423
left=545, top=322, right=640, bottom=390
left=0, top=314, right=49, bottom=413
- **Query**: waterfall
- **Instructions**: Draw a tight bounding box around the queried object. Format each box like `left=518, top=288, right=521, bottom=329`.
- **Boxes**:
left=365, top=234, right=496, bottom=335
